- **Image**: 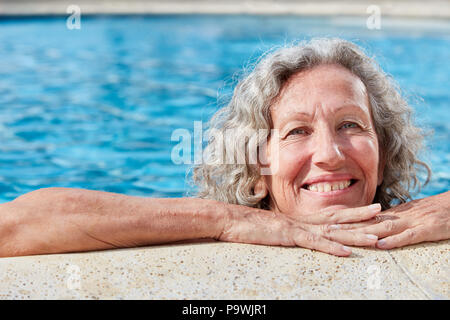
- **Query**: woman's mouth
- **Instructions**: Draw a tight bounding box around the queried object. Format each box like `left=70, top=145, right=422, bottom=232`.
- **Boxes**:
left=301, top=179, right=358, bottom=193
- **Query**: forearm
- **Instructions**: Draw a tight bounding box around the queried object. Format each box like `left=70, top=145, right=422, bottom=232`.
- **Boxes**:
left=0, top=188, right=226, bottom=257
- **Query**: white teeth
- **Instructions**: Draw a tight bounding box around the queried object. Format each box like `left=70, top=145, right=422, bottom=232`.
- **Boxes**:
left=306, top=180, right=352, bottom=192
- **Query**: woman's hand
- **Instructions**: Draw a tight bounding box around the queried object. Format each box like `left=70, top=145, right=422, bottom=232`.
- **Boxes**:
left=216, top=204, right=382, bottom=257
left=334, top=191, right=450, bottom=249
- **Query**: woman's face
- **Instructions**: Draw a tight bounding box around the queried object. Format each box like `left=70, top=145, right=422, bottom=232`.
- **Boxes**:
left=264, top=63, right=383, bottom=217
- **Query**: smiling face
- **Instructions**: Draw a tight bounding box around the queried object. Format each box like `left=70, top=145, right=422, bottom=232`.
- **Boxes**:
left=263, top=63, right=384, bottom=217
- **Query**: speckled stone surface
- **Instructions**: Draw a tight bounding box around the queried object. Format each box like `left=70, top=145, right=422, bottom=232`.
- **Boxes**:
left=0, top=239, right=448, bottom=299
left=1, top=0, right=450, bottom=18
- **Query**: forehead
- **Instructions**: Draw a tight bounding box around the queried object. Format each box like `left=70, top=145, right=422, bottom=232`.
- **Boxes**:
left=271, top=64, right=370, bottom=121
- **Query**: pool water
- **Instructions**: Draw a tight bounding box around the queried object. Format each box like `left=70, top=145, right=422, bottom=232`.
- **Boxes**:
left=0, top=15, right=448, bottom=203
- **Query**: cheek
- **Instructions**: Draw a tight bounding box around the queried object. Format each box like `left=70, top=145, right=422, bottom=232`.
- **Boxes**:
left=271, top=142, right=308, bottom=181
left=267, top=143, right=307, bottom=213
left=347, top=137, right=380, bottom=182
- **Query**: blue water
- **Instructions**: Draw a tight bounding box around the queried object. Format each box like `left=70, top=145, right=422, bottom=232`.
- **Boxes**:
left=0, top=15, right=449, bottom=203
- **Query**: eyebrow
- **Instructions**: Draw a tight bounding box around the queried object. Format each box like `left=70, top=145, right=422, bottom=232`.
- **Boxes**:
left=277, top=104, right=369, bottom=126
left=332, top=104, right=370, bottom=121
left=280, top=104, right=365, bottom=118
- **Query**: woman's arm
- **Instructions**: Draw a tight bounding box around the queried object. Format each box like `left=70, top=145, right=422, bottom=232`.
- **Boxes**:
left=0, top=187, right=381, bottom=257
left=0, top=187, right=225, bottom=257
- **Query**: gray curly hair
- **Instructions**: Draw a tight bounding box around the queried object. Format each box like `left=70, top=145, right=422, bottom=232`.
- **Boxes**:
left=191, top=38, right=431, bottom=210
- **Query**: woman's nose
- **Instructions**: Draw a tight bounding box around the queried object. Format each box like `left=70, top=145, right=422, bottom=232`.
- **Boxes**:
left=311, top=129, right=345, bottom=169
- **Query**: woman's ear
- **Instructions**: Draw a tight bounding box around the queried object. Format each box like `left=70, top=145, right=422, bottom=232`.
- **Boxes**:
left=254, top=177, right=268, bottom=198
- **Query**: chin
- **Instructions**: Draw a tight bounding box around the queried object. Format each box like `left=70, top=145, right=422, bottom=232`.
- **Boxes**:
left=287, top=198, right=369, bottom=216
left=307, top=198, right=370, bottom=212
left=297, top=181, right=373, bottom=212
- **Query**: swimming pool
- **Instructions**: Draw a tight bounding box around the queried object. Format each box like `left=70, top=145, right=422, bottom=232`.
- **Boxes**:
left=0, top=15, right=448, bottom=203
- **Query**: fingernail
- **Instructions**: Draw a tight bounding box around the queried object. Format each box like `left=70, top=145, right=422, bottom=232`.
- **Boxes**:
left=366, top=234, right=378, bottom=240
left=329, top=224, right=341, bottom=230
left=369, top=203, right=381, bottom=212
left=377, top=239, right=387, bottom=248
left=342, top=246, right=352, bottom=253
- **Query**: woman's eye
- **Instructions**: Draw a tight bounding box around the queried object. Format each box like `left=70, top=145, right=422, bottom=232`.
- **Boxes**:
left=288, top=128, right=307, bottom=136
left=340, top=122, right=359, bottom=130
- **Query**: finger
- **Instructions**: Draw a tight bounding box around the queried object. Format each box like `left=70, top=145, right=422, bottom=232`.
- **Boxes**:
left=330, top=219, right=378, bottom=230
left=306, top=224, right=378, bottom=246
left=326, top=230, right=378, bottom=247
left=293, top=231, right=353, bottom=257
left=376, top=227, right=426, bottom=250
left=300, top=203, right=381, bottom=225
left=335, top=214, right=401, bottom=230
left=351, top=218, right=406, bottom=238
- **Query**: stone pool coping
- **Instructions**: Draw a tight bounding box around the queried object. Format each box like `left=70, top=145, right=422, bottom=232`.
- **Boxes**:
left=0, top=0, right=449, bottom=18
left=0, top=239, right=448, bottom=299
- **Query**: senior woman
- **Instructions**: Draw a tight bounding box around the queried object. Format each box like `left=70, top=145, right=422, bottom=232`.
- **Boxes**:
left=0, top=38, right=448, bottom=258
